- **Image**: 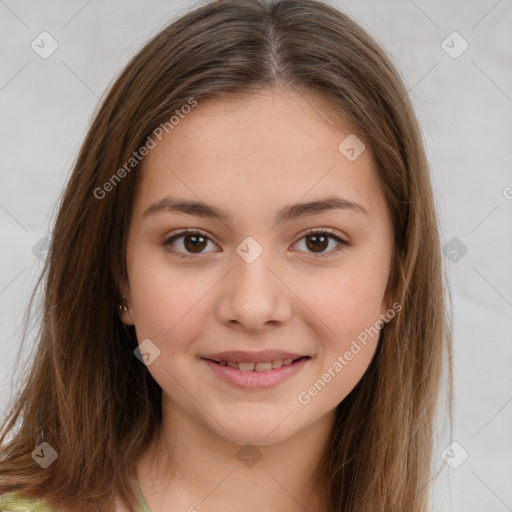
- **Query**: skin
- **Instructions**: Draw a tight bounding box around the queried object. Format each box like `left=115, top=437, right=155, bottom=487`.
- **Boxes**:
left=119, top=88, right=395, bottom=512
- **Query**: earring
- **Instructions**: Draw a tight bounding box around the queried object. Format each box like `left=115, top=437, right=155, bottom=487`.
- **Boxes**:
left=119, top=303, right=128, bottom=318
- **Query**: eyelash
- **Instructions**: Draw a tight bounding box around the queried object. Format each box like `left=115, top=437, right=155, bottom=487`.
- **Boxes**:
left=163, top=228, right=349, bottom=259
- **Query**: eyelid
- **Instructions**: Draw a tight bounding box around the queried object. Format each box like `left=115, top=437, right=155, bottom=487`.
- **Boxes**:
left=295, top=226, right=347, bottom=241
left=167, top=227, right=211, bottom=239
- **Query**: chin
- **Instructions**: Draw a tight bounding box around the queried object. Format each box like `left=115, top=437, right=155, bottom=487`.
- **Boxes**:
left=214, top=421, right=295, bottom=447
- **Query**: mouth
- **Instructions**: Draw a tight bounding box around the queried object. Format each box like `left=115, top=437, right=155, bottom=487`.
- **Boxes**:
left=204, top=356, right=310, bottom=372
left=201, top=356, right=311, bottom=389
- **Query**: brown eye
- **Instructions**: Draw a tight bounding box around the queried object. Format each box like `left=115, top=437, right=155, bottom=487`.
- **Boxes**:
left=164, top=228, right=348, bottom=260
left=294, top=229, right=348, bottom=257
left=305, top=233, right=330, bottom=253
left=164, top=229, right=217, bottom=258
left=182, top=234, right=208, bottom=253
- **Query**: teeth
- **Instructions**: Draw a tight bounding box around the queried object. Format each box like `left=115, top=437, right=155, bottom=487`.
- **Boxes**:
left=218, top=358, right=300, bottom=371
left=254, top=362, right=272, bottom=372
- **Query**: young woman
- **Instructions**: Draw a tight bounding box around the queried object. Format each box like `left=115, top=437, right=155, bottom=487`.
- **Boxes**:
left=0, top=1, right=453, bottom=511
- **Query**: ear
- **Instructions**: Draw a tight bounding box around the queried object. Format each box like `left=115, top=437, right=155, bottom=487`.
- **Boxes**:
left=118, top=276, right=135, bottom=326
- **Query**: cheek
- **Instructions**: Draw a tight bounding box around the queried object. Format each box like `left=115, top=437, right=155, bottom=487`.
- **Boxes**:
left=302, top=259, right=387, bottom=344
left=297, top=271, right=383, bottom=407
left=128, top=246, right=209, bottom=341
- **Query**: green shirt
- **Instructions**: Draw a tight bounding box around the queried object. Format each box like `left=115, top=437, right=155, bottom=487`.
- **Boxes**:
left=0, top=480, right=150, bottom=511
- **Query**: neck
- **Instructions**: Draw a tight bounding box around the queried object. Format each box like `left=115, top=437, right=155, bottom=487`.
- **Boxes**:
left=136, top=394, right=334, bottom=512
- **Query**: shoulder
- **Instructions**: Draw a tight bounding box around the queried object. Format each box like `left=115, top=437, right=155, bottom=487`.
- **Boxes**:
left=0, top=491, right=53, bottom=511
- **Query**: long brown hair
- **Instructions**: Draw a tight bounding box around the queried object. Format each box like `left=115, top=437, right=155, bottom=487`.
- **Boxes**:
left=0, top=1, right=453, bottom=510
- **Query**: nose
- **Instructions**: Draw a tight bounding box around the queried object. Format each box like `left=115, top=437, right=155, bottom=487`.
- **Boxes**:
left=215, top=246, right=292, bottom=333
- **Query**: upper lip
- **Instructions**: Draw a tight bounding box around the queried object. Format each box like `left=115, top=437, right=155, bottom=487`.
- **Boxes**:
left=201, top=350, right=309, bottom=364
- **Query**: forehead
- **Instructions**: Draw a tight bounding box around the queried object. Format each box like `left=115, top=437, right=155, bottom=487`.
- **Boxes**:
left=135, top=88, right=387, bottom=222
left=154, top=89, right=355, bottom=162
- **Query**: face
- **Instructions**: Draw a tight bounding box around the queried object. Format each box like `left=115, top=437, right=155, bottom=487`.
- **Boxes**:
left=120, top=88, right=395, bottom=447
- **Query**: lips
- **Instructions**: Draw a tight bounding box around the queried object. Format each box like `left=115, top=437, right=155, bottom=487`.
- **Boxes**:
left=203, top=355, right=311, bottom=389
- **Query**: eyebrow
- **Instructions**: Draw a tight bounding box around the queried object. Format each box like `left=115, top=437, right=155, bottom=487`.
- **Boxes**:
left=142, top=195, right=370, bottom=223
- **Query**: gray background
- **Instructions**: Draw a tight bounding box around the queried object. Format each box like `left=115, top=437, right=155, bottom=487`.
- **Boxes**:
left=1, top=1, right=511, bottom=510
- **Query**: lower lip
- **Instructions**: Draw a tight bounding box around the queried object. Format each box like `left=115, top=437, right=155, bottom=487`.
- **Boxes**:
left=202, top=357, right=310, bottom=389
